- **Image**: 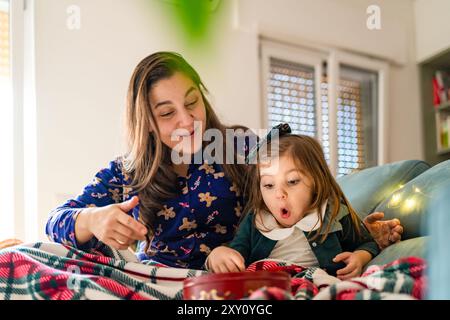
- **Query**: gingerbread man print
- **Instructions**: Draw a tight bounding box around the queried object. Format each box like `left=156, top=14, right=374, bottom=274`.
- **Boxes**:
left=198, top=192, right=217, bottom=207
left=156, top=205, right=176, bottom=220
left=178, top=217, right=198, bottom=231
left=229, top=183, right=241, bottom=197
left=108, top=188, right=121, bottom=203
left=213, top=224, right=227, bottom=234
left=199, top=163, right=215, bottom=175
left=213, top=172, right=225, bottom=179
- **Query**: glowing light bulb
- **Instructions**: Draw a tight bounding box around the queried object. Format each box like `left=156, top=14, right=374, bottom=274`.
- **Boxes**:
left=403, top=198, right=416, bottom=211
left=390, top=193, right=401, bottom=206
left=414, top=187, right=421, bottom=193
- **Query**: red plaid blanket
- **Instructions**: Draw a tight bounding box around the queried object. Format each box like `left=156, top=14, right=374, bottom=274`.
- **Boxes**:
left=246, top=257, right=426, bottom=300
left=0, top=242, right=205, bottom=300
left=0, top=242, right=426, bottom=300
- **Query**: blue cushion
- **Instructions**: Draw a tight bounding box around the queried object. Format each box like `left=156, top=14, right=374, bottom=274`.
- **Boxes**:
left=374, top=160, right=450, bottom=240
left=365, top=237, right=426, bottom=271
left=337, top=160, right=430, bottom=219
left=425, top=188, right=450, bottom=299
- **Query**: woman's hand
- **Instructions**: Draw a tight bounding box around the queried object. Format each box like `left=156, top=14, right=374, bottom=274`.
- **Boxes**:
left=333, top=250, right=372, bottom=280
left=207, top=246, right=246, bottom=273
left=363, top=212, right=403, bottom=249
left=75, top=196, right=148, bottom=250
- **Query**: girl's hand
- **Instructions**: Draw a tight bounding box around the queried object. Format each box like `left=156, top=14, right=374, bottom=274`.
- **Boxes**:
left=76, top=196, right=148, bottom=250
left=333, top=250, right=372, bottom=280
left=207, top=246, right=246, bottom=273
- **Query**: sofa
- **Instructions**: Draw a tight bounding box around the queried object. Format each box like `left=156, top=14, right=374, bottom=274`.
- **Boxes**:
left=0, top=159, right=447, bottom=300
left=337, top=159, right=450, bottom=274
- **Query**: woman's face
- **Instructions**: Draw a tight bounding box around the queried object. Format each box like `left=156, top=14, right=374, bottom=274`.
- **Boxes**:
left=149, top=72, right=207, bottom=156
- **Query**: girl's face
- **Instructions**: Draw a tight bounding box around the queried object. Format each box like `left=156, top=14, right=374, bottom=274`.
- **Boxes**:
left=259, top=155, right=314, bottom=228
left=149, top=72, right=207, bottom=155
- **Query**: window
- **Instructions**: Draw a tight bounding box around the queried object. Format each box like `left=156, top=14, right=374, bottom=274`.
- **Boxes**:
left=0, top=0, right=14, bottom=239
left=322, top=65, right=378, bottom=176
left=0, top=0, right=36, bottom=241
left=267, top=58, right=317, bottom=137
left=261, top=40, right=388, bottom=177
left=0, top=1, right=9, bottom=78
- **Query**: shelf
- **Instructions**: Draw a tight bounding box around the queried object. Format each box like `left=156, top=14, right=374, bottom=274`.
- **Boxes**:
left=421, top=49, right=450, bottom=164
left=437, top=147, right=450, bottom=155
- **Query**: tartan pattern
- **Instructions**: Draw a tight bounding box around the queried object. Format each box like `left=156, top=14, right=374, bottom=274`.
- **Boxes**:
left=0, top=242, right=426, bottom=300
left=0, top=242, right=206, bottom=300
left=246, top=257, right=426, bottom=300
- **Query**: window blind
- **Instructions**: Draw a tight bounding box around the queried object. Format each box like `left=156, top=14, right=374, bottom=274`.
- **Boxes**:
left=266, top=57, right=377, bottom=176
left=267, top=58, right=316, bottom=137
left=336, top=78, right=365, bottom=175
left=321, top=76, right=365, bottom=175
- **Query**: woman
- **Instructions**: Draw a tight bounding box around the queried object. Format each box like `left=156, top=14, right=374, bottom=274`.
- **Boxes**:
left=46, top=52, right=402, bottom=269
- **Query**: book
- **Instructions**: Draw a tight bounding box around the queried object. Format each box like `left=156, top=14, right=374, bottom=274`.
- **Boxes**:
left=433, top=76, right=441, bottom=107
left=434, top=71, right=450, bottom=107
left=441, top=116, right=448, bottom=149
left=440, top=114, right=450, bottom=150
left=447, top=115, right=450, bottom=149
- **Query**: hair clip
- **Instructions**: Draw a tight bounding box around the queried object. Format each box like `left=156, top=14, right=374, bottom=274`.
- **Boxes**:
left=245, top=123, right=292, bottom=164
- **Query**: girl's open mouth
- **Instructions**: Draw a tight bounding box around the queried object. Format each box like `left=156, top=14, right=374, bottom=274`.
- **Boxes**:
left=280, top=208, right=290, bottom=219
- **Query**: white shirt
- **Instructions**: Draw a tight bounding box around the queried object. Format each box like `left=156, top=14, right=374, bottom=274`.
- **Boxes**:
left=255, top=202, right=329, bottom=267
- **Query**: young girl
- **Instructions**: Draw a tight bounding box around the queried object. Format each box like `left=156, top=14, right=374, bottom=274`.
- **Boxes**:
left=206, top=131, right=380, bottom=279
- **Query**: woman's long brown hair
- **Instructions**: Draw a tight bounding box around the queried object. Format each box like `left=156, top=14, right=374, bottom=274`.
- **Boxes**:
left=246, top=134, right=362, bottom=243
left=122, top=52, right=249, bottom=249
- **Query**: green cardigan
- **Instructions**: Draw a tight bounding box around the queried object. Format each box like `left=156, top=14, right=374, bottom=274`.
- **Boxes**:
left=228, top=202, right=380, bottom=276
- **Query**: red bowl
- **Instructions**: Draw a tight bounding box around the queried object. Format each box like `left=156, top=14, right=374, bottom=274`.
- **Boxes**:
left=183, top=271, right=291, bottom=300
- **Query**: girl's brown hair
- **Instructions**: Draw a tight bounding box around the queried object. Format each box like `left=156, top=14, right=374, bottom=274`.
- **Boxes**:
left=246, top=134, right=362, bottom=243
left=122, top=52, right=248, bottom=249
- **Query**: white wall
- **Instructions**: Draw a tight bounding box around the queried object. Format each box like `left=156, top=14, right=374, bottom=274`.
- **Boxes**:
left=414, top=0, right=450, bottom=63
left=235, top=0, right=423, bottom=167
left=31, top=0, right=423, bottom=240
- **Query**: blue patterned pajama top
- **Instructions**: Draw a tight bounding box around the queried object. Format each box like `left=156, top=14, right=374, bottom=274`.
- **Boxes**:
left=45, top=158, right=245, bottom=269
